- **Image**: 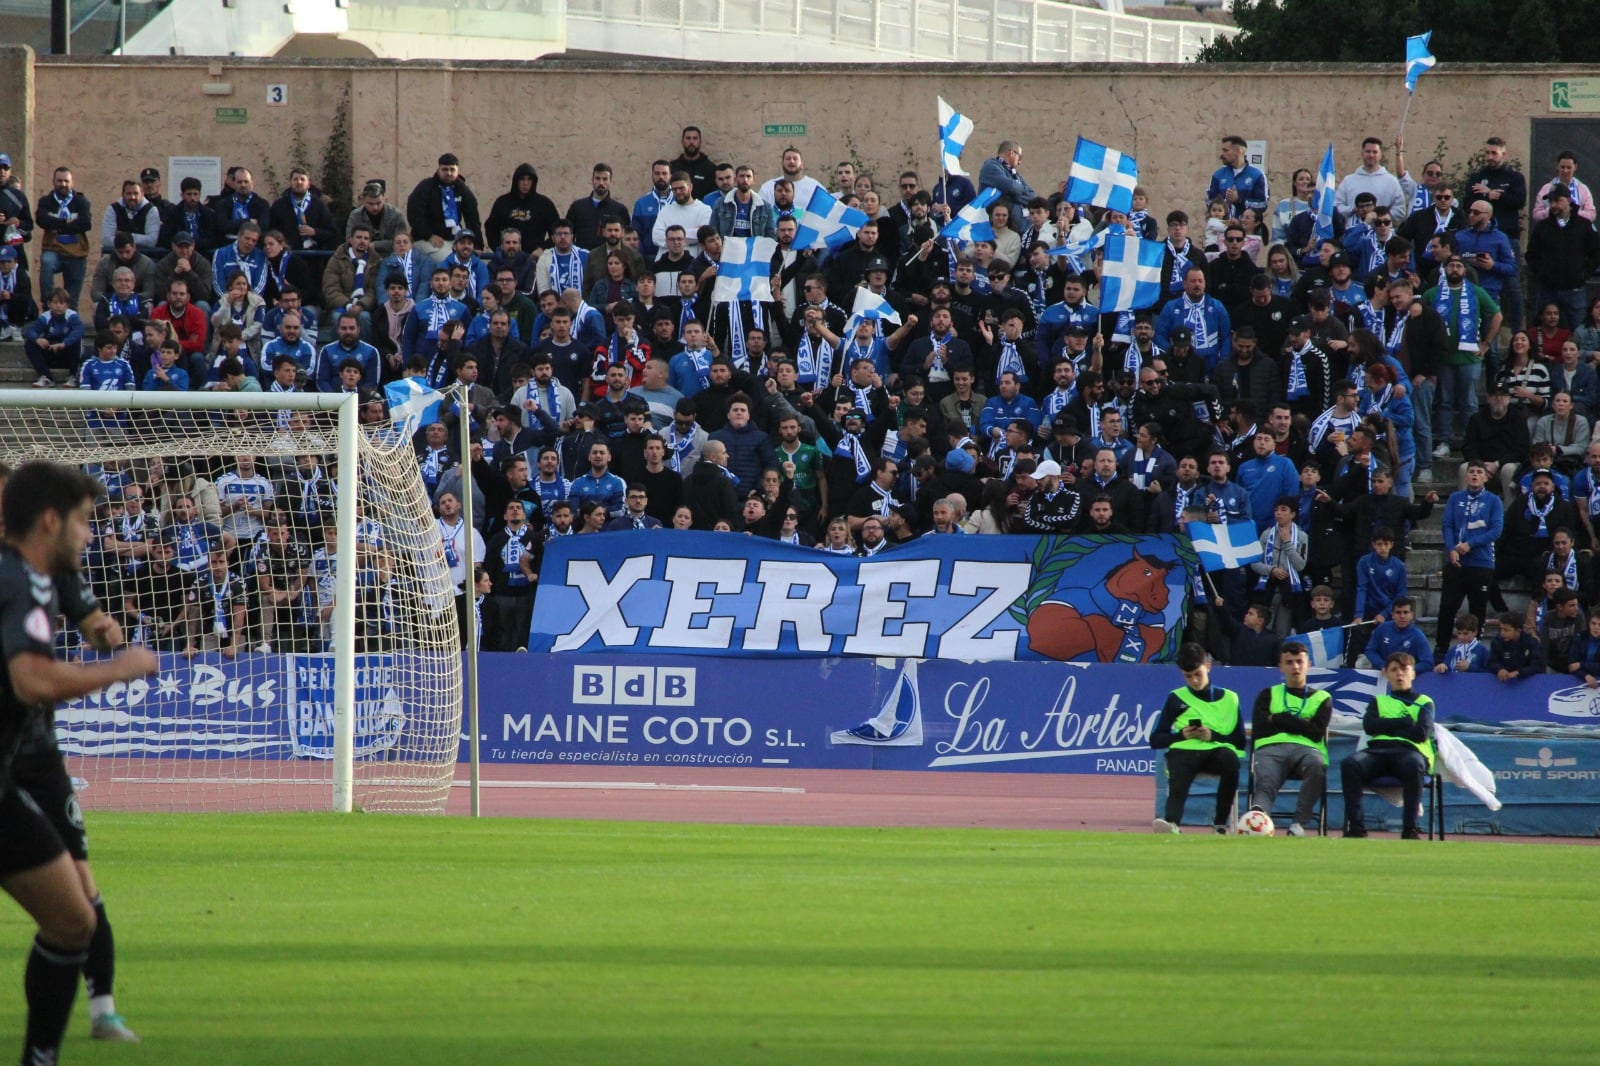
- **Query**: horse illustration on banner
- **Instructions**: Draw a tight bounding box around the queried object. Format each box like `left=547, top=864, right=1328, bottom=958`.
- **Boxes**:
left=1011, top=538, right=1190, bottom=664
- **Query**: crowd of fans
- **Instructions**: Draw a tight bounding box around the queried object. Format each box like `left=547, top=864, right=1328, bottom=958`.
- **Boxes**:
left=3, top=129, right=1600, bottom=666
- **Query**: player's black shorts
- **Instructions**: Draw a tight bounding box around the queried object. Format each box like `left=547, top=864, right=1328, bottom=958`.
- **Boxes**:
left=11, top=751, right=86, bottom=861
left=0, top=786, right=68, bottom=881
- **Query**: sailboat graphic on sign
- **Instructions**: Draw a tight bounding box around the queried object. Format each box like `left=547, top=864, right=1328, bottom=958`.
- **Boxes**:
left=831, top=660, right=924, bottom=746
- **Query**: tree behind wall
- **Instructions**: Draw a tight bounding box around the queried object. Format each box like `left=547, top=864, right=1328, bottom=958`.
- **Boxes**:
left=1196, top=0, right=1567, bottom=63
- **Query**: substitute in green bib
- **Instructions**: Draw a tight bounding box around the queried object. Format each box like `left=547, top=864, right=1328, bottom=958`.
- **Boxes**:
left=1150, top=642, right=1245, bottom=834
left=1248, top=641, right=1331, bottom=836
left=1340, top=651, right=1435, bottom=839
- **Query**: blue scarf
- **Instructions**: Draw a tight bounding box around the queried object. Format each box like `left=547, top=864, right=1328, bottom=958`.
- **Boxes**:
left=441, top=184, right=461, bottom=229
left=232, top=195, right=250, bottom=222
left=680, top=348, right=711, bottom=393
left=665, top=422, right=697, bottom=472
left=1448, top=637, right=1480, bottom=670
left=1551, top=548, right=1580, bottom=590
left=795, top=333, right=833, bottom=388
left=107, top=293, right=141, bottom=319
left=1286, top=341, right=1311, bottom=401
left=551, top=248, right=584, bottom=294
left=1435, top=282, right=1478, bottom=351
left=834, top=431, right=871, bottom=482
left=996, top=337, right=1027, bottom=386
left=1166, top=238, right=1190, bottom=293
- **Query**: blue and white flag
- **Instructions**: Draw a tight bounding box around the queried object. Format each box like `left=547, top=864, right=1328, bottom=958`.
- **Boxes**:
left=1405, top=32, right=1436, bottom=93
left=1185, top=520, right=1263, bottom=573
left=385, top=377, right=442, bottom=433
left=938, top=97, right=975, bottom=177
left=794, top=186, right=870, bottom=252
left=1065, top=137, right=1139, bottom=214
left=1098, top=233, right=1165, bottom=312
left=1298, top=626, right=1346, bottom=668
left=845, top=285, right=902, bottom=337
left=1314, top=143, right=1337, bottom=242
left=1047, top=224, right=1124, bottom=272
left=711, top=236, right=777, bottom=304
left=940, top=187, right=999, bottom=242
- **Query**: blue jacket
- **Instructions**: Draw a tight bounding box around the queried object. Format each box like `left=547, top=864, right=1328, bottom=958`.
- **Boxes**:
left=1035, top=300, right=1100, bottom=363
left=713, top=196, right=777, bottom=240
left=1361, top=386, right=1416, bottom=461
left=1442, top=487, right=1504, bottom=569
left=631, top=190, right=671, bottom=259
left=1452, top=222, right=1518, bottom=299
left=1488, top=631, right=1545, bottom=678
left=1199, top=479, right=1251, bottom=526
left=313, top=339, right=380, bottom=393
left=403, top=295, right=470, bottom=360
left=976, top=156, right=1036, bottom=225
left=1235, top=453, right=1299, bottom=531
left=709, top=422, right=777, bottom=489
left=442, top=252, right=491, bottom=302
left=1154, top=295, right=1231, bottom=369
left=1363, top=621, right=1434, bottom=671
left=568, top=470, right=627, bottom=519
left=1354, top=552, right=1408, bottom=619
left=24, top=309, right=84, bottom=351
left=1207, top=164, right=1268, bottom=216
left=1551, top=360, right=1599, bottom=417
left=980, top=394, right=1042, bottom=438
left=211, top=243, right=269, bottom=298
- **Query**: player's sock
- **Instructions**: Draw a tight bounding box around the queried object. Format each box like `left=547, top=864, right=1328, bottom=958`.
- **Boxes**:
left=83, top=896, right=116, bottom=1020
left=23, top=934, right=87, bottom=1066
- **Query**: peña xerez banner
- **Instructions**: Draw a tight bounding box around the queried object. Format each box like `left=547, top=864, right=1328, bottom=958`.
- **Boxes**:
left=526, top=531, right=1196, bottom=663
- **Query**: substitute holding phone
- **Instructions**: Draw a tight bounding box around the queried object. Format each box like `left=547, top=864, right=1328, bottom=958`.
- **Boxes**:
left=1150, top=642, right=1246, bottom=834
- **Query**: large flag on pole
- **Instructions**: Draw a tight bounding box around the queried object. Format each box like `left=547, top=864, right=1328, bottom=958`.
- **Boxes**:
left=385, top=377, right=443, bottom=433
left=711, top=237, right=777, bottom=304
left=1185, top=521, right=1264, bottom=572
left=1313, top=143, right=1337, bottom=241
left=1299, top=626, right=1346, bottom=668
left=845, top=286, right=902, bottom=337
left=937, top=97, right=974, bottom=177
left=1065, top=137, right=1139, bottom=214
left=1097, top=234, right=1164, bottom=312
left=939, top=187, right=999, bottom=242
left=794, top=187, right=869, bottom=252
left=1405, top=32, right=1436, bottom=93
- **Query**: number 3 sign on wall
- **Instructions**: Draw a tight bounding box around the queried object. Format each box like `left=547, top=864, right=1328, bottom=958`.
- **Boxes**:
left=266, top=84, right=288, bottom=106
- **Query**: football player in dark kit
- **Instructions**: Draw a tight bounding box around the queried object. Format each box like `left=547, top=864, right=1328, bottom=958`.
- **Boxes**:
left=0, top=462, right=157, bottom=1062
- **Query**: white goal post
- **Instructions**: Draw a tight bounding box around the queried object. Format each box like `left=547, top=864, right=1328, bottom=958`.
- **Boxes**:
left=0, top=388, right=463, bottom=814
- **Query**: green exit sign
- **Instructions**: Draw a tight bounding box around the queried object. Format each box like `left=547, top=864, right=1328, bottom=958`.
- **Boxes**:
left=763, top=123, right=806, bottom=137
left=215, top=107, right=248, bottom=124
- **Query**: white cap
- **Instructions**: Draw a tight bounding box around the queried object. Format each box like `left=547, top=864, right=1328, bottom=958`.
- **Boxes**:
left=1032, top=459, right=1062, bottom=478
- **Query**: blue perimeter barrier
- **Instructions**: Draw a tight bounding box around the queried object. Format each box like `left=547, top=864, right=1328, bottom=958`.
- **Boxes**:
left=55, top=652, right=1600, bottom=833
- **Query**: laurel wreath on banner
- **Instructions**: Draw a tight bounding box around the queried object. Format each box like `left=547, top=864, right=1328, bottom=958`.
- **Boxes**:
left=1007, top=534, right=1202, bottom=664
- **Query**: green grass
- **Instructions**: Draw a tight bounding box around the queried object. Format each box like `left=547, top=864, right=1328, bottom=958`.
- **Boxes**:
left=3, top=815, right=1599, bottom=1064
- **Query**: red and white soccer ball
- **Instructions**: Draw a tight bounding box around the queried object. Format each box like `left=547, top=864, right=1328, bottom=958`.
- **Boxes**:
left=1236, top=809, right=1276, bottom=836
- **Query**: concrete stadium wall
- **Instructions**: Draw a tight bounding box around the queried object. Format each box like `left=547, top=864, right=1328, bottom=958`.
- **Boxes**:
left=4, top=53, right=1595, bottom=232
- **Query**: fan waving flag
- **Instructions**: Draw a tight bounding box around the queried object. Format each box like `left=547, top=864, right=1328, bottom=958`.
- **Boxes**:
left=1185, top=521, right=1263, bottom=572
left=1065, top=137, right=1139, bottom=214
left=1405, top=32, right=1436, bottom=93
left=711, top=237, right=777, bottom=304
left=1314, top=143, right=1337, bottom=241
left=940, top=187, right=999, bottom=242
left=385, top=377, right=443, bottom=433
left=1097, top=233, right=1165, bottom=312
left=938, top=97, right=974, bottom=177
left=794, top=186, right=869, bottom=252
left=845, top=286, right=902, bottom=336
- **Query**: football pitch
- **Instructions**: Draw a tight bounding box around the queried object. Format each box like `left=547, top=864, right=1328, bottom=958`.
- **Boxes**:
left=3, top=814, right=1598, bottom=1064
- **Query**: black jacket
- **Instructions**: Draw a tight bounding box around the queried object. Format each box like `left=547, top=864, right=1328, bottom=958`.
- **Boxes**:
left=485, top=165, right=559, bottom=254
left=682, top=460, right=741, bottom=529
left=268, top=192, right=338, bottom=252
left=1526, top=213, right=1600, bottom=291
left=565, top=194, right=631, bottom=250
left=406, top=175, right=483, bottom=247
left=1017, top=484, right=1082, bottom=534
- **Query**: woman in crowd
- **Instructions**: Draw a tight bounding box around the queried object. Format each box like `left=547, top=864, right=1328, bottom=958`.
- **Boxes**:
left=1498, top=329, right=1552, bottom=427
left=1532, top=301, right=1573, bottom=365
left=1264, top=243, right=1298, bottom=299
left=1272, top=167, right=1316, bottom=243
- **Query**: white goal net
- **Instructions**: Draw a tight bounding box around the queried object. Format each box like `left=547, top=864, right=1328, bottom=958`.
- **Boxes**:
left=0, top=391, right=462, bottom=814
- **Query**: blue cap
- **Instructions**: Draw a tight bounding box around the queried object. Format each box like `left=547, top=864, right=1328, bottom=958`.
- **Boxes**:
left=0, top=246, right=15, bottom=262
left=0, top=154, right=11, bottom=168
left=944, top=448, right=975, bottom=474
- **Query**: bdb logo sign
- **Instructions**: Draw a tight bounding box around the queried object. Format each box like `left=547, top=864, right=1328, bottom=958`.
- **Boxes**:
left=572, top=666, right=696, bottom=707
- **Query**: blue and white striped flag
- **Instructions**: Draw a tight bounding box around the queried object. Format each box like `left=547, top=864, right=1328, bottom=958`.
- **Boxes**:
left=1405, top=32, right=1436, bottom=93
left=937, top=97, right=975, bottom=177
left=1065, top=137, right=1139, bottom=214
left=844, top=285, right=902, bottom=337
left=1047, top=224, right=1124, bottom=270
left=385, top=377, right=443, bottom=433
left=794, top=186, right=869, bottom=252
left=939, top=187, right=999, bottom=242
left=1185, top=520, right=1264, bottom=573
left=1098, top=233, right=1165, bottom=313
left=711, top=237, right=777, bottom=304
left=1298, top=626, right=1346, bottom=668
left=1314, top=143, right=1337, bottom=241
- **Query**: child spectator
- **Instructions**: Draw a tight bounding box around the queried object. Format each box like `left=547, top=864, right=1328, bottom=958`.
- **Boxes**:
left=1251, top=496, right=1307, bottom=635
left=1354, top=528, right=1407, bottom=623
left=142, top=338, right=190, bottom=392
left=1230, top=604, right=1281, bottom=666
left=1489, top=610, right=1546, bottom=682
left=23, top=287, right=84, bottom=386
left=1568, top=609, right=1600, bottom=686
left=1434, top=614, right=1491, bottom=674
